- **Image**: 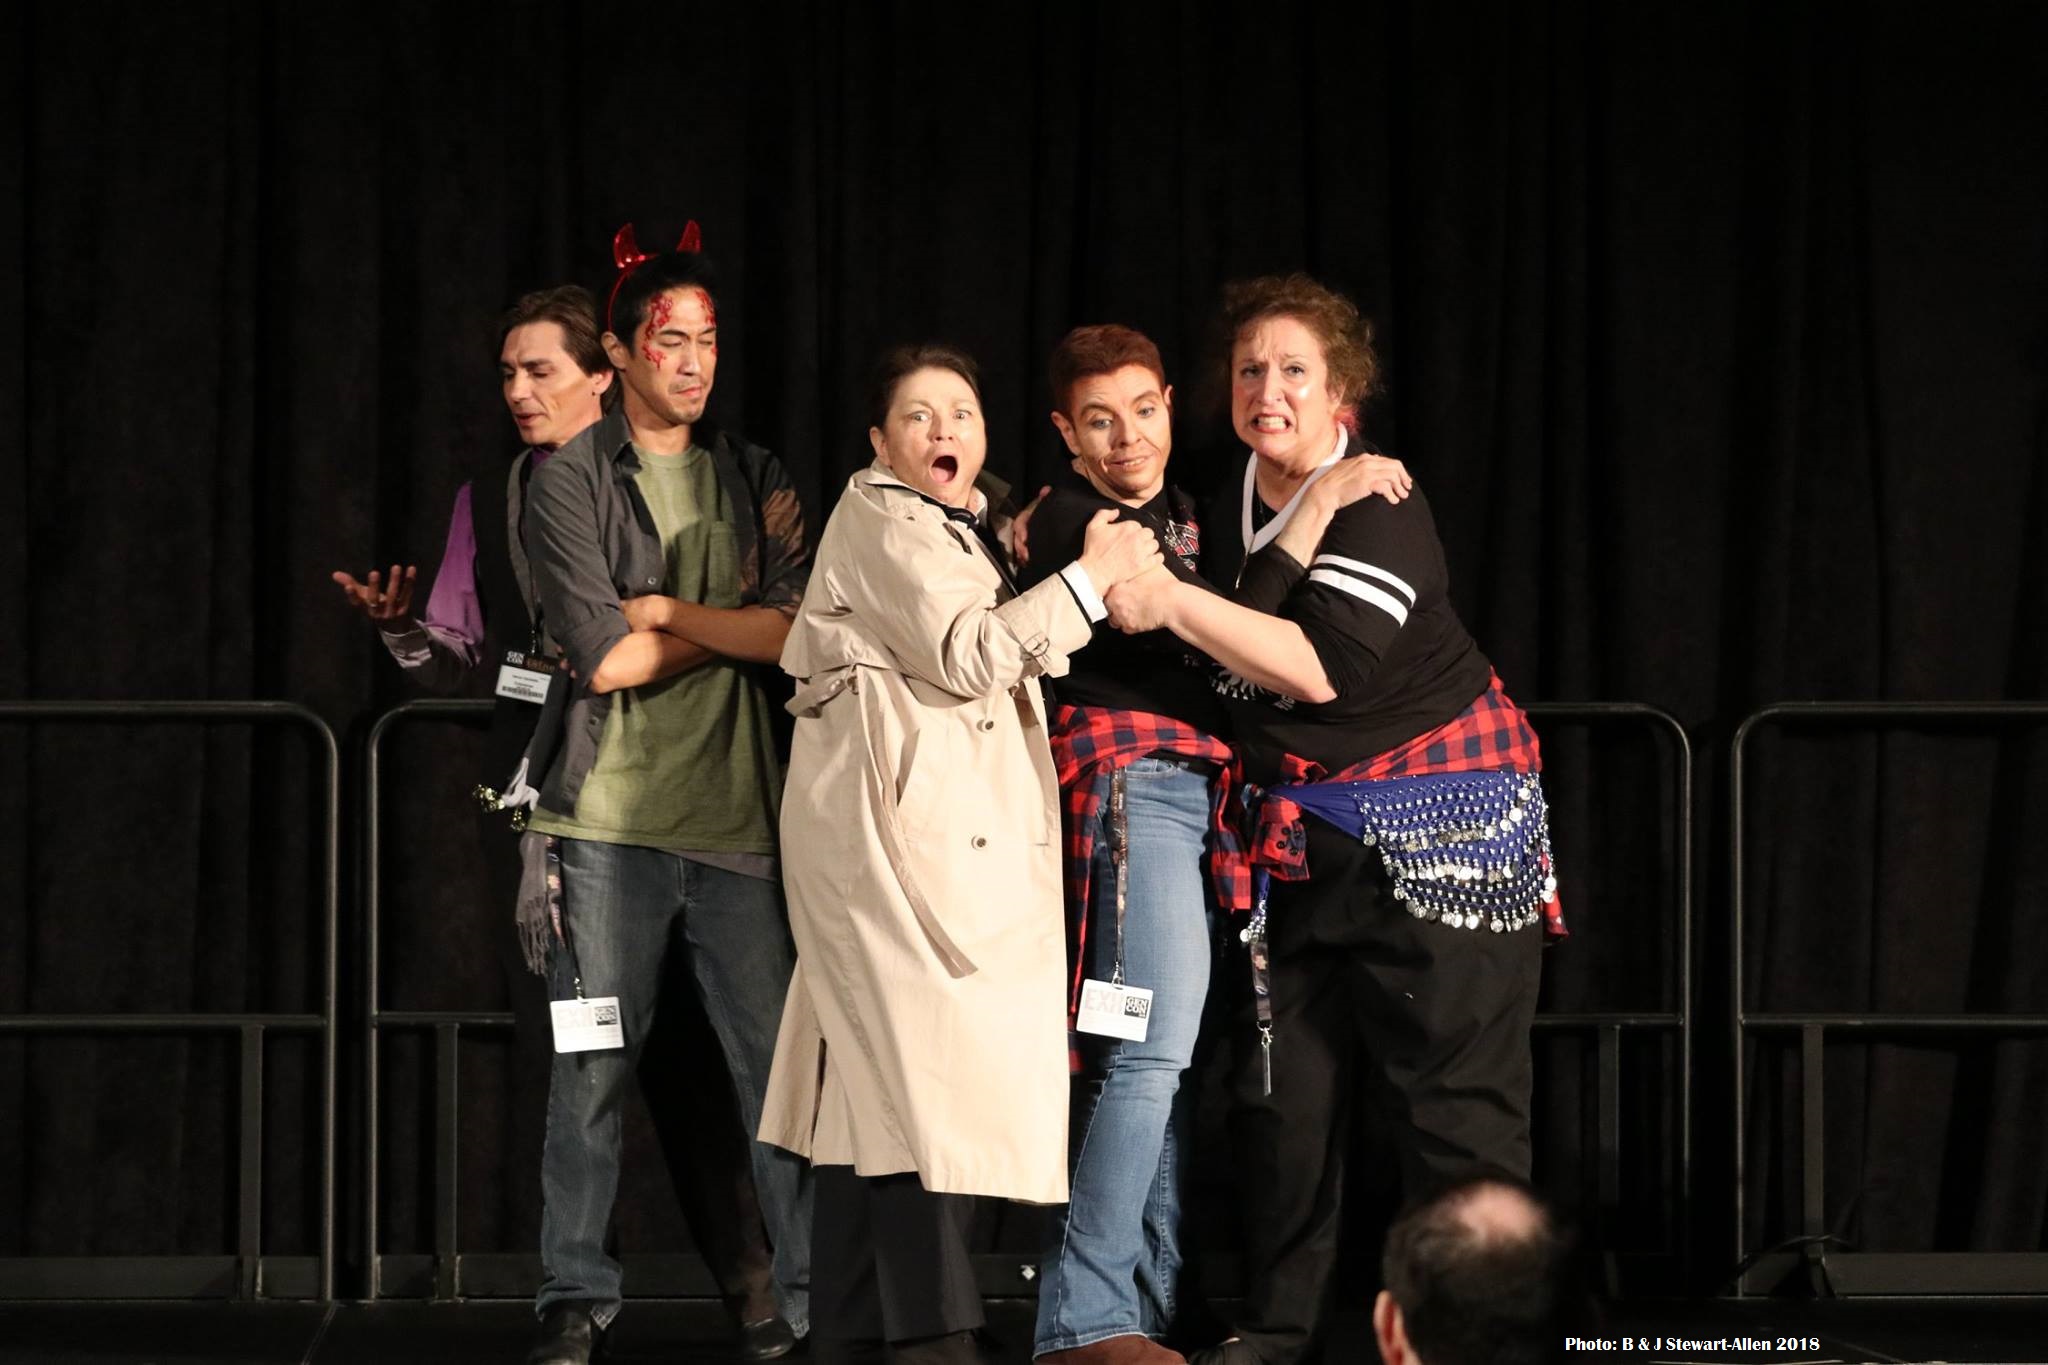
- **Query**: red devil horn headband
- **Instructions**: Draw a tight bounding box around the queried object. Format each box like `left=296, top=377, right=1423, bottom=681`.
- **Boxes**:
left=612, top=223, right=648, bottom=270
left=606, top=220, right=705, bottom=330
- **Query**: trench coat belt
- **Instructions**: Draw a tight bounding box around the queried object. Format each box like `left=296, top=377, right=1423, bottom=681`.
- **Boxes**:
left=787, top=665, right=980, bottom=980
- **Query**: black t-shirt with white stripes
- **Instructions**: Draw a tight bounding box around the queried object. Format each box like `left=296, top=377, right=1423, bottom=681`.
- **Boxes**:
left=1202, top=474, right=1494, bottom=780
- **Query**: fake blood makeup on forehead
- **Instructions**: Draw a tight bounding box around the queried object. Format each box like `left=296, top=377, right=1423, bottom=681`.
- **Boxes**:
left=642, top=291, right=674, bottom=365
left=695, top=289, right=717, bottom=355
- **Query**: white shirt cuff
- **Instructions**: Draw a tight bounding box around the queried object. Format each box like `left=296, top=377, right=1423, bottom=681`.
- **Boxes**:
left=1058, top=562, right=1109, bottom=623
left=377, top=620, right=435, bottom=668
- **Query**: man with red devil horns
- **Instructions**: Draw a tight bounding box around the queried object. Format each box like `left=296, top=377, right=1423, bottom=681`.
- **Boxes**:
left=503, top=224, right=813, bottom=1365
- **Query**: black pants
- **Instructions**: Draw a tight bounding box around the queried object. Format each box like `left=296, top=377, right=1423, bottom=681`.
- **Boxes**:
left=477, top=814, right=778, bottom=1322
left=1228, top=824, right=1543, bottom=1365
left=810, top=1165, right=982, bottom=1353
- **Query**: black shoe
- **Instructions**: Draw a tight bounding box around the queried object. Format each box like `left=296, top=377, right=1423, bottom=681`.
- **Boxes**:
left=740, top=1315, right=799, bottom=1360
left=527, top=1303, right=603, bottom=1365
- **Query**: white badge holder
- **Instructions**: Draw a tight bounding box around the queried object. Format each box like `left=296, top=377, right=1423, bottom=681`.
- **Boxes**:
left=496, top=649, right=559, bottom=704
left=550, top=995, right=625, bottom=1053
left=548, top=907, right=624, bottom=1053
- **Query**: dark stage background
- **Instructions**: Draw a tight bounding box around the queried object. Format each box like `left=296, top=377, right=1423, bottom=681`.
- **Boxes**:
left=2, top=0, right=2045, bottom=1294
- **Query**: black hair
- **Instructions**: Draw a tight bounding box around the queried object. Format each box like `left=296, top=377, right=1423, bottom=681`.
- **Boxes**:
left=1381, top=1174, right=1575, bottom=1365
left=866, top=343, right=984, bottom=431
left=606, top=250, right=719, bottom=341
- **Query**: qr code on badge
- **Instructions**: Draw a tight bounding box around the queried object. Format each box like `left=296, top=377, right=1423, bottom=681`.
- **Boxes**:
left=1123, top=996, right=1151, bottom=1020
left=593, top=1004, right=619, bottom=1026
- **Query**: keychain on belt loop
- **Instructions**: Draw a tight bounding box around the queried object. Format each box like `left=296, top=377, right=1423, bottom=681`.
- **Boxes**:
left=1074, top=767, right=1155, bottom=1043
left=1243, top=869, right=1276, bottom=1095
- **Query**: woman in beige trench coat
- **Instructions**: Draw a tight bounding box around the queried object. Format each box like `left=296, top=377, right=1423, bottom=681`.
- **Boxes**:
left=760, top=345, right=1161, bottom=1364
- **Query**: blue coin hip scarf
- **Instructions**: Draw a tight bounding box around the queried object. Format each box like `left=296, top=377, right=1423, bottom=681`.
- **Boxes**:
left=1256, top=767, right=1557, bottom=935
left=1238, top=767, right=1559, bottom=1095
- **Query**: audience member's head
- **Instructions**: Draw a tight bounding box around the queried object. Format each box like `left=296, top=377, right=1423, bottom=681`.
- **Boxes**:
left=1374, top=1174, right=1572, bottom=1365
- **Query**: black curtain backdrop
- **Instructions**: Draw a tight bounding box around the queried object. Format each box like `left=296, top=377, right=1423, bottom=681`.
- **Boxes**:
left=3, top=0, right=2045, bottom=1287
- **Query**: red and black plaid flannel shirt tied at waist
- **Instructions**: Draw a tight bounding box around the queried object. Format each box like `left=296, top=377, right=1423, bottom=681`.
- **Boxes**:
left=1049, top=705, right=1248, bottom=1029
left=1050, top=677, right=1563, bottom=1065
left=1245, top=671, right=1564, bottom=941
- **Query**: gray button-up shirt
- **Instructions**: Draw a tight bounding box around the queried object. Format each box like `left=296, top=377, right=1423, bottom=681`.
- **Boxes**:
left=520, top=404, right=811, bottom=816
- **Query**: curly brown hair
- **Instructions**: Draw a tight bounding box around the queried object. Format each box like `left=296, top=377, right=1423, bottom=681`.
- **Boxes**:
left=1214, top=274, right=1379, bottom=424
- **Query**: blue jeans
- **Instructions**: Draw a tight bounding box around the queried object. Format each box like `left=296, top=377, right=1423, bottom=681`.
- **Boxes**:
left=1035, top=758, right=1218, bottom=1355
left=539, top=838, right=811, bottom=1333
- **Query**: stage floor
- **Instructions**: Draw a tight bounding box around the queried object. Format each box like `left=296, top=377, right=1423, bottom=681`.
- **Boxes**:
left=3, top=1297, right=2046, bottom=1364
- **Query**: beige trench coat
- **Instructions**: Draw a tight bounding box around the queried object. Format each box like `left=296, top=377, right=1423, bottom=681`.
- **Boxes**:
left=758, top=463, right=1093, bottom=1203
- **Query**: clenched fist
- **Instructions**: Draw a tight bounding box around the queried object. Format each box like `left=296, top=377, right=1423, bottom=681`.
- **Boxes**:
left=1076, top=510, right=1164, bottom=597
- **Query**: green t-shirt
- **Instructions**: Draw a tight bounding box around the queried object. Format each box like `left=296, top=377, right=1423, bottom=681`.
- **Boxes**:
left=529, top=445, right=781, bottom=855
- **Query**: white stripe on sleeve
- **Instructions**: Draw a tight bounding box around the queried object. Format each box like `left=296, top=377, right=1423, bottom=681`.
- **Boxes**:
left=1311, top=553, right=1417, bottom=605
left=1307, top=568, right=1411, bottom=626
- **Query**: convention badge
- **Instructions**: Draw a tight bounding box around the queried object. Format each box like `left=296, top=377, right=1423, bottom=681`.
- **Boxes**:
left=550, top=995, right=625, bottom=1053
left=496, top=649, right=560, bottom=704
left=1075, top=978, right=1153, bottom=1043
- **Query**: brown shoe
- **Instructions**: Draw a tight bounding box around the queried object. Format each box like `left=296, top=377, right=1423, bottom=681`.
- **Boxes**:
left=1038, top=1334, right=1187, bottom=1365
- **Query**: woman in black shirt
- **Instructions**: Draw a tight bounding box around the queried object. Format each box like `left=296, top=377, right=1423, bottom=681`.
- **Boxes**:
left=1103, top=277, right=1558, bottom=1365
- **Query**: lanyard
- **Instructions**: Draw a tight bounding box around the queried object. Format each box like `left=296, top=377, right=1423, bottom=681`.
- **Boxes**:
left=514, top=451, right=552, bottom=655
left=1107, top=770, right=1131, bottom=986
left=1235, top=427, right=1348, bottom=583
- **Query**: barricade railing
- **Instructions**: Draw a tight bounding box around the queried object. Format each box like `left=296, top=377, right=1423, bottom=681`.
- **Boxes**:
left=0, top=702, right=340, bottom=1301
left=363, top=698, right=505, bottom=1301
left=1730, top=701, right=2048, bottom=1296
left=25, top=694, right=2048, bottom=1303
left=1522, top=702, right=1693, bottom=1286
left=362, top=699, right=1693, bottom=1299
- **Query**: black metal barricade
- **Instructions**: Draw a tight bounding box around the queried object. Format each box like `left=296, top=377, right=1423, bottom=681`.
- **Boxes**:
left=0, top=701, right=341, bottom=1301
left=1731, top=701, right=2048, bottom=1296
left=361, top=699, right=731, bottom=1301
left=363, top=698, right=1693, bottom=1301
left=1523, top=702, right=1694, bottom=1287
left=365, top=698, right=499, bottom=1301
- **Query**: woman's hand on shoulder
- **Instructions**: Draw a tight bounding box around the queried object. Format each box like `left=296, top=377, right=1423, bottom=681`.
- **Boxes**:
left=1077, top=509, right=1164, bottom=597
left=1308, top=452, right=1413, bottom=519
left=1271, top=452, right=1415, bottom=567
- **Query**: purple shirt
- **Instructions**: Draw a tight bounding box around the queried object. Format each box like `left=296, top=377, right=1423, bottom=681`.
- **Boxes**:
left=379, top=449, right=553, bottom=692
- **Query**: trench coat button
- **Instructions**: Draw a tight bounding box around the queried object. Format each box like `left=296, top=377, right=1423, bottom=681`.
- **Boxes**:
left=972, top=835, right=988, bottom=849
left=979, top=719, right=995, bottom=731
